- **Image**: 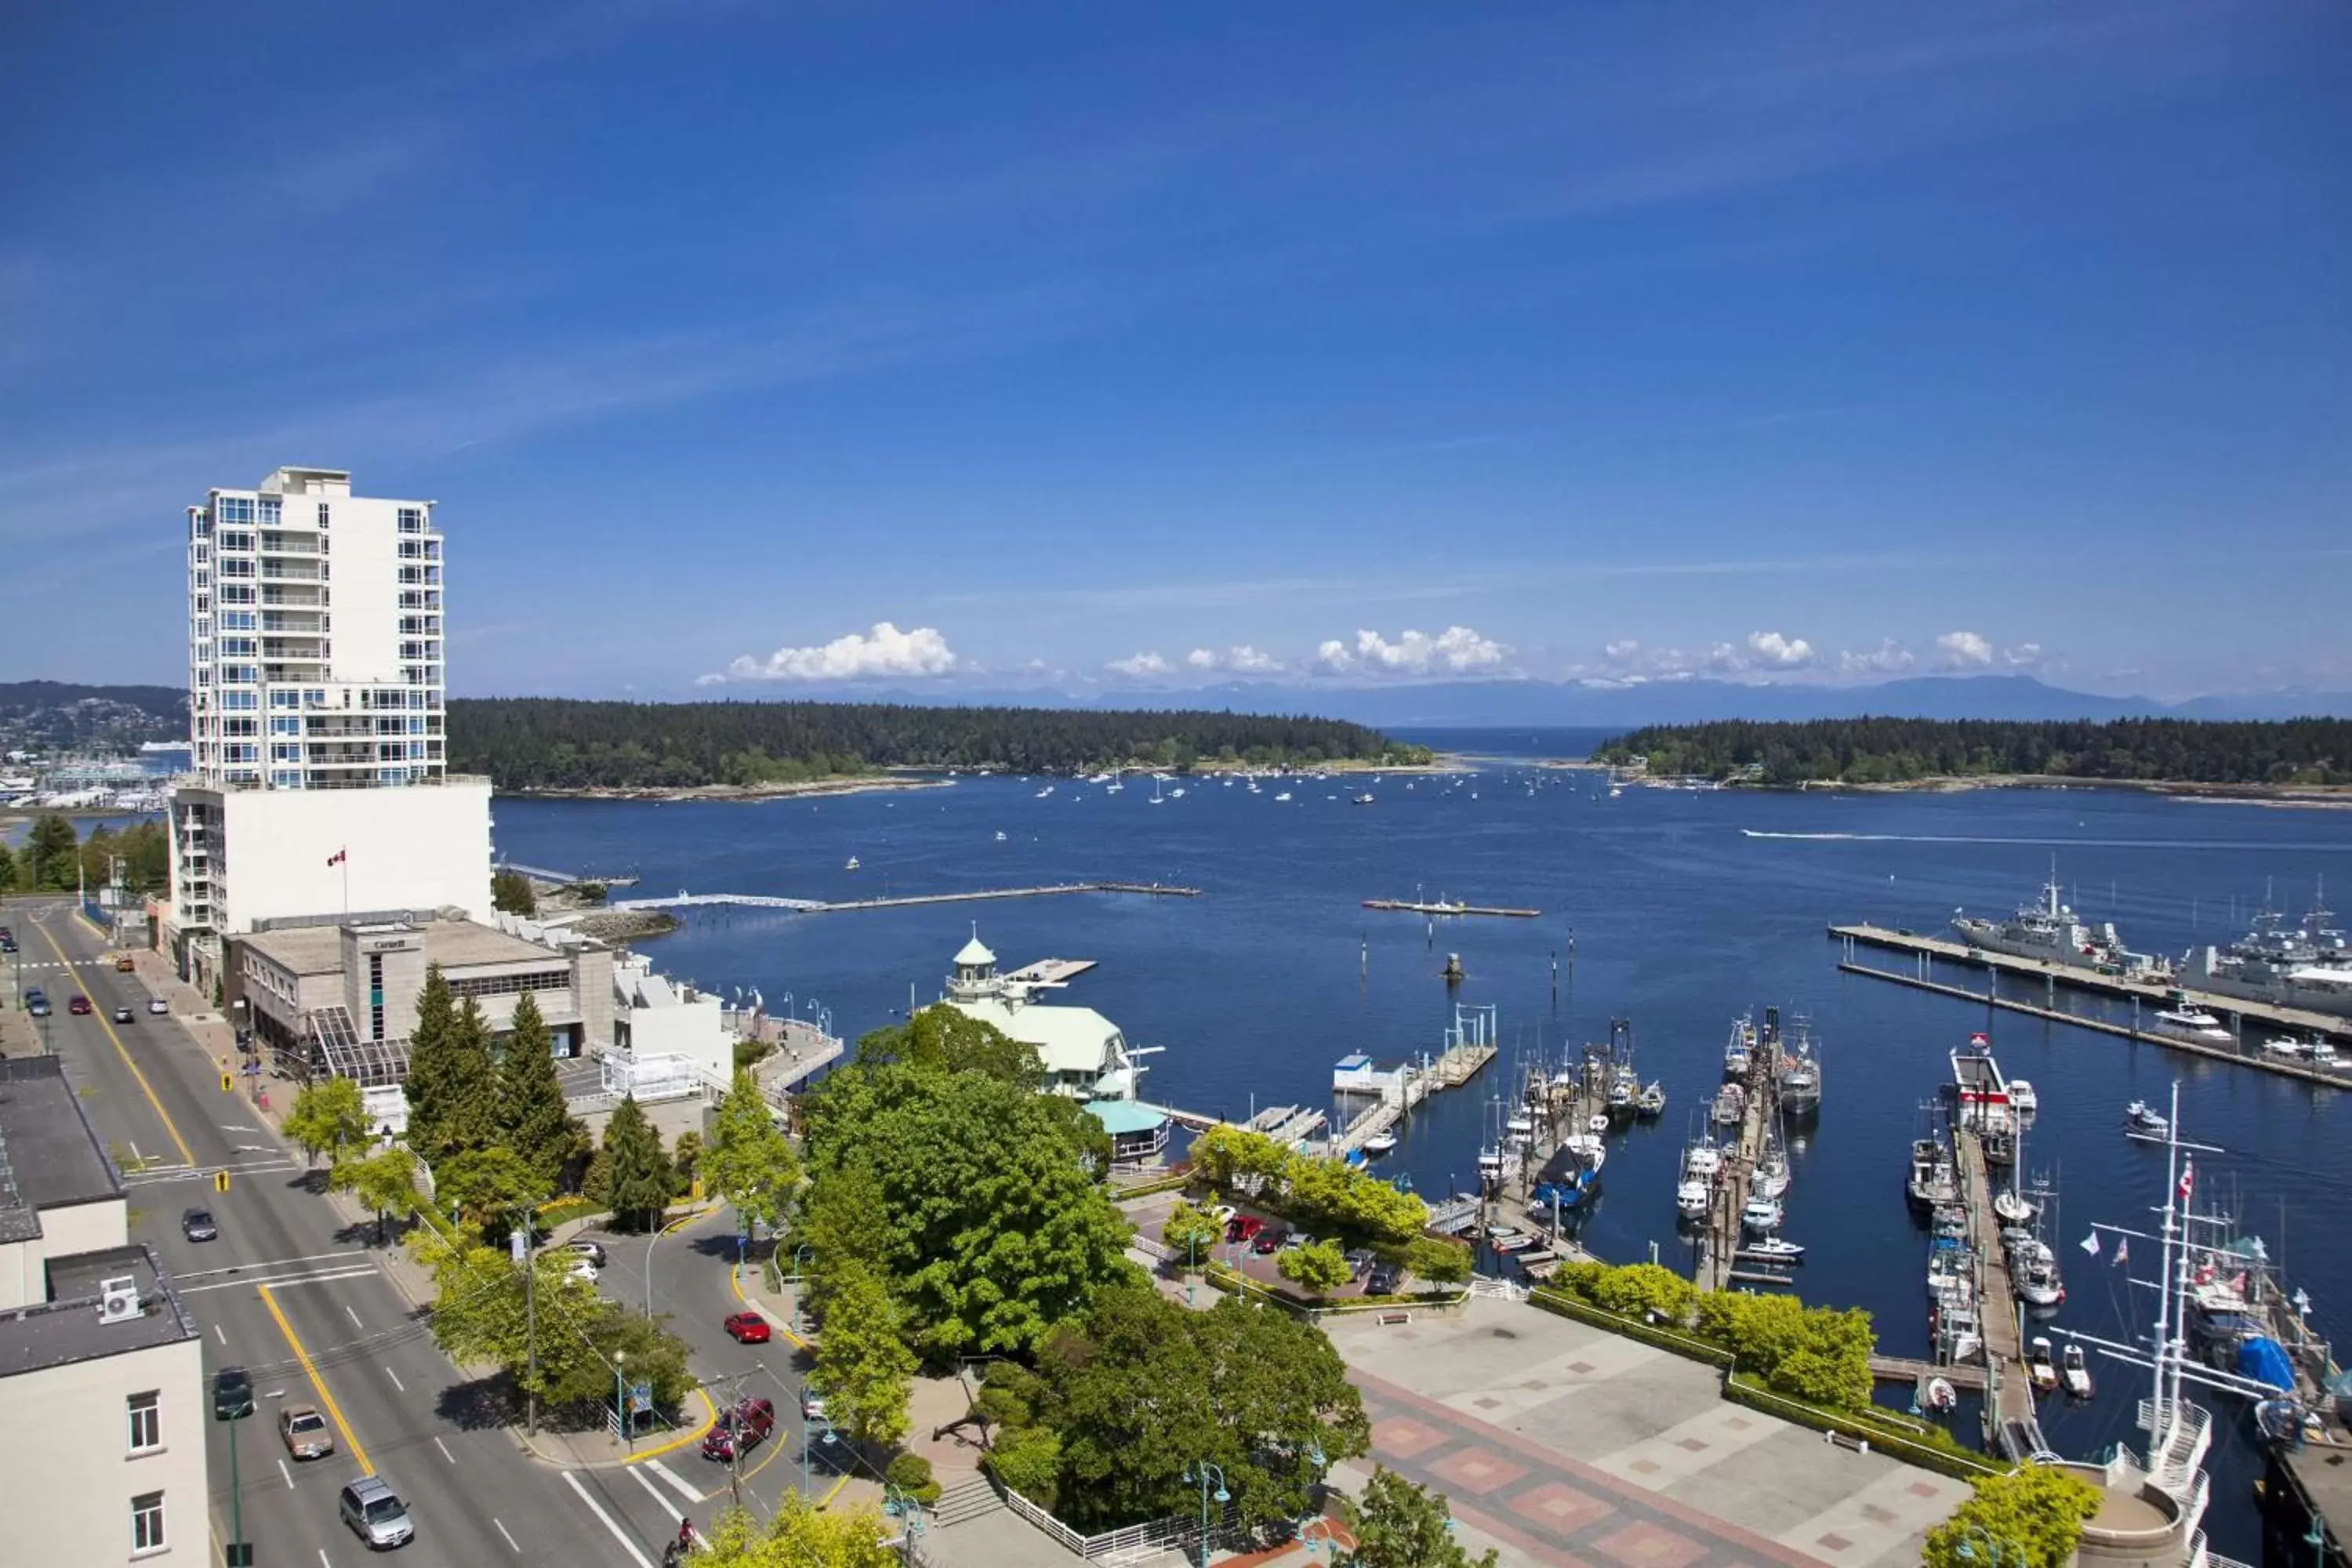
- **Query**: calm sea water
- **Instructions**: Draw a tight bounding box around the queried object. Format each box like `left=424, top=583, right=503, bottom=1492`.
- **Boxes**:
left=493, top=741, right=2352, bottom=1555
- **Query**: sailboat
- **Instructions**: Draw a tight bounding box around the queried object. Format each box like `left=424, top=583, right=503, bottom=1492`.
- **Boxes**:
left=1149, top=779, right=1166, bottom=806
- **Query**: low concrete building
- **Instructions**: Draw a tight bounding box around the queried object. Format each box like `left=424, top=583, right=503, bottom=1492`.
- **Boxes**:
left=240, top=913, right=614, bottom=1086
left=611, top=949, right=729, bottom=1086
left=0, top=1056, right=207, bottom=1566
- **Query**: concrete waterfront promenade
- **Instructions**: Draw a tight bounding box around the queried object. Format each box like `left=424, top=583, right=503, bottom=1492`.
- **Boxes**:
left=1323, top=1298, right=1968, bottom=1568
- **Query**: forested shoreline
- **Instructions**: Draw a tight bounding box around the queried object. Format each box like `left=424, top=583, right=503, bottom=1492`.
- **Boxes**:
left=447, top=697, right=1426, bottom=790
left=1595, top=717, right=2352, bottom=787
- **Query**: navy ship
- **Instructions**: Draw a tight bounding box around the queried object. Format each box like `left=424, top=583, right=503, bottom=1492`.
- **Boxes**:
left=2179, top=881, right=2352, bottom=1018
left=1951, top=862, right=2172, bottom=981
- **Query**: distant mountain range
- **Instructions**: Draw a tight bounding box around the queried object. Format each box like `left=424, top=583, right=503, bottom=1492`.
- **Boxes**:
left=798, top=674, right=2352, bottom=728
left=0, top=681, right=187, bottom=753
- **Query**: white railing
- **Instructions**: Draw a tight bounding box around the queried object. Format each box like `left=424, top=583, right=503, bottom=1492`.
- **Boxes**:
left=989, top=1478, right=1235, bottom=1563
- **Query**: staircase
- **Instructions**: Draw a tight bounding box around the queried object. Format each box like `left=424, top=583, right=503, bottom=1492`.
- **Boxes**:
left=930, top=1476, right=1005, bottom=1530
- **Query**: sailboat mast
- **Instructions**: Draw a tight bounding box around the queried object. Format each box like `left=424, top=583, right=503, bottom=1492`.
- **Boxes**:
left=2158, top=1079, right=2184, bottom=1418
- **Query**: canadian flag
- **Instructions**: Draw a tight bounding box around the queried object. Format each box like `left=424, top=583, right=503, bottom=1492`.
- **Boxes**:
left=326, top=848, right=347, bottom=868
left=2177, top=1157, right=2195, bottom=1204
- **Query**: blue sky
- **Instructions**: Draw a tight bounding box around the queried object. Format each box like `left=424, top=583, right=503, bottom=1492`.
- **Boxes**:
left=3, top=3, right=2347, bottom=702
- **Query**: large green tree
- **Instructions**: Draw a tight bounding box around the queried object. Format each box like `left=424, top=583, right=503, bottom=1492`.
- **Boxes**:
left=1277, top=1239, right=1352, bottom=1297
left=695, top=1498, right=898, bottom=1568
left=600, top=1094, right=672, bottom=1231
left=801, top=1058, right=1135, bottom=1359
left=853, top=1007, right=1045, bottom=1089
left=810, top=1261, right=918, bottom=1450
left=403, top=970, right=498, bottom=1164
left=705, top=1069, right=802, bottom=1235
left=489, top=867, right=537, bottom=916
left=284, top=1076, right=368, bottom=1167
left=1343, top=1466, right=1498, bottom=1568
left=495, top=990, right=586, bottom=1191
left=437, top=1146, right=540, bottom=1240
left=24, top=814, right=79, bottom=891
left=1922, top=1465, right=2103, bottom=1568
left=1045, top=1284, right=1370, bottom=1534
left=330, top=1145, right=419, bottom=1245
left=0, top=843, right=17, bottom=893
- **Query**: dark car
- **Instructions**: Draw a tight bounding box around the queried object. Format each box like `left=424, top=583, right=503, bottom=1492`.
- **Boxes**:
left=701, top=1396, right=776, bottom=1461
left=24, top=989, right=47, bottom=1018
left=1365, top=1264, right=1403, bottom=1296
left=723, top=1311, right=771, bottom=1345
left=212, top=1365, right=255, bottom=1421
left=68, top=994, right=92, bottom=1015
left=1344, top=1248, right=1377, bottom=1281
left=114, top=1004, right=134, bottom=1024
left=1252, top=1226, right=1287, bottom=1255
left=0, top=935, right=15, bottom=953
left=183, top=1207, right=220, bottom=1243
left=1224, top=1215, right=1265, bottom=1244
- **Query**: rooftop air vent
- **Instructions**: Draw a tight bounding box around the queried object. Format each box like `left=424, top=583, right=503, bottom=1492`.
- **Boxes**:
left=97, top=1276, right=142, bottom=1324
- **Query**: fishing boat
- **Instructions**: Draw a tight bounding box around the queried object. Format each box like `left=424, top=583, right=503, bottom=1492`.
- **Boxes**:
left=2027, top=1336, right=2060, bottom=1394
left=2010, top=1236, right=2065, bottom=1308
left=1905, top=1132, right=1958, bottom=1212
left=1740, top=1237, right=1805, bottom=1262
left=1504, top=1111, right=1535, bottom=1138
left=1711, top=1081, right=1747, bottom=1127
left=2006, top=1077, right=2038, bottom=1117
left=1776, top=1016, right=1824, bottom=1116
left=1752, top=1140, right=1791, bottom=1201
left=1533, top=1144, right=1602, bottom=1214
left=1677, top=1134, right=1721, bottom=1218
left=1475, top=1145, right=1506, bottom=1189
left=1722, top=1013, right=1756, bottom=1078
left=2060, top=1342, right=2094, bottom=1399
left=2123, top=1099, right=2169, bottom=1136
left=1740, top=1194, right=1784, bottom=1232
left=1561, top=1132, right=1606, bottom=1171
left=1675, top=1174, right=1711, bottom=1218
left=1636, top=1082, right=1666, bottom=1118
left=1950, top=1038, right=2018, bottom=1167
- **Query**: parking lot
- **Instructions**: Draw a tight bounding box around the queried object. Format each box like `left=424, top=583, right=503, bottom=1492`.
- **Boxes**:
left=1120, top=1188, right=1414, bottom=1302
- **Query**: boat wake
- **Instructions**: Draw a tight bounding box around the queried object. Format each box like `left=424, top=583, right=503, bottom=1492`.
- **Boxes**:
left=1739, top=829, right=2352, bottom=851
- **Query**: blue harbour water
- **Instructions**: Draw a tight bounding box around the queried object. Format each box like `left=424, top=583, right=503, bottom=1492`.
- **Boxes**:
left=493, top=728, right=2352, bottom=1557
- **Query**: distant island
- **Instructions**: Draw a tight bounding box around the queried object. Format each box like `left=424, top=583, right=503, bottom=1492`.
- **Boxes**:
left=448, top=697, right=1430, bottom=794
left=1594, top=717, right=2352, bottom=790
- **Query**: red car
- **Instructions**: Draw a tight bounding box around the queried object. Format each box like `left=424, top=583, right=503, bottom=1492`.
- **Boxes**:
left=68, top=995, right=93, bottom=1015
left=701, top=1396, right=775, bottom=1461
left=723, top=1311, right=771, bottom=1345
left=1224, top=1216, right=1265, bottom=1244
left=1252, top=1226, right=1287, bottom=1255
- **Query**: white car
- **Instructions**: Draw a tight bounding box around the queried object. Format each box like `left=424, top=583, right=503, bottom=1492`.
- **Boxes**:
left=147, top=996, right=169, bottom=1015
left=567, top=1257, right=599, bottom=1283
left=1208, top=1203, right=1237, bottom=1225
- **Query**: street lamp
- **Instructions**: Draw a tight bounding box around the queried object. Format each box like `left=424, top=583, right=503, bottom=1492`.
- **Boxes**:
left=1181, top=1461, right=1229, bottom=1568
left=615, top=1350, right=630, bottom=1456
left=883, top=1484, right=928, bottom=1565
left=801, top=1405, right=837, bottom=1499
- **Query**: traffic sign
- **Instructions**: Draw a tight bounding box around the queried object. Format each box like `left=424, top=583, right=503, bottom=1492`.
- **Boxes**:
left=213, top=1170, right=230, bottom=1193
left=627, top=1381, right=652, bottom=1414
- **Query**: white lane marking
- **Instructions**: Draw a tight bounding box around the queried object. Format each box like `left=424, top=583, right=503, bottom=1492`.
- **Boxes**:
left=177, top=1250, right=359, bottom=1281
left=383, top=1365, right=406, bottom=1393
left=279, top=1458, right=295, bottom=1490
left=630, top=1465, right=684, bottom=1521
left=493, top=1518, right=521, bottom=1553
left=320, top=1551, right=332, bottom=1568
left=561, top=1470, right=656, bottom=1568
left=345, top=1304, right=364, bottom=1331
left=129, top=1142, right=143, bottom=1164
left=648, top=1459, right=704, bottom=1507
left=218, top=1123, right=257, bottom=1132
left=433, top=1436, right=454, bottom=1465
left=214, top=1323, right=227, bottom=1345
left=178, top=1265, right=378, bottom=1295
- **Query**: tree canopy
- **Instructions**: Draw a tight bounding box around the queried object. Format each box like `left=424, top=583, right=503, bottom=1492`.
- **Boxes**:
left=402, top=971, right=496, bottom=1166
left=495, top=990, right=588, bottom=1193
left=1922, top=1465, right=2103, bottom=1568
left=448, top=695, right=1425, bottom=789
left=285, top=1077, right=368, bottom=1167
left=601, top=1094, right=674, bottom=1232
left=693, top=1499, right=899, bottom=1568
left=1599, top=716, right=2352, bottom=787
left=705, top=1069, right=802, bottom=1235
left=1343, top=1466, right=1499, bottom=1568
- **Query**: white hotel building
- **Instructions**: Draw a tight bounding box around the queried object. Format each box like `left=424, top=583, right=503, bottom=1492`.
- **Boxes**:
left=167, top=467, right=493, bottom=989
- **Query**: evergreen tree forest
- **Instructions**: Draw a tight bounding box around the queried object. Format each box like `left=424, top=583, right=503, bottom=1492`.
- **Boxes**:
left=447, top=697, right=1425, bottom=789
left=1596, top=717, right=2352, bottom=787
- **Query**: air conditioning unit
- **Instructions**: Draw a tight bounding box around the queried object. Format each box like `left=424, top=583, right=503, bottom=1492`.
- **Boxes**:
left=97, top=1276, right=142, bottom=1325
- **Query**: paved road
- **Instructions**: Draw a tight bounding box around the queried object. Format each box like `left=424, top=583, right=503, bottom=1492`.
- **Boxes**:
left=4, top=898, right=724, bottom=1568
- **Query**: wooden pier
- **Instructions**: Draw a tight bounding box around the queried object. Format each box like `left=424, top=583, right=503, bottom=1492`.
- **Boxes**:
left=1868, top=1356, right=1989, bottom=1392
left=1955, top=1127, right=2037, bottom=1438
left=1362, top=898, right=1542, bottom=919
left=1695, top=1032, right=1780, bottom=1294
left=1831, top=947, right=2347, bottom=1090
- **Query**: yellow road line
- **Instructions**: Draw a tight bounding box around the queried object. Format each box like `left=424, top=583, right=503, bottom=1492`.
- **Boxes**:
left=623, top=1385, right=719, bottom=1465
left=258, top=1283, right=372, bottom=1475
left=818, top=1470, right=851, bottom=1508
left=730, top=1247, right=811, bottom=1349
left=37, top=922, right=194, bottom=1166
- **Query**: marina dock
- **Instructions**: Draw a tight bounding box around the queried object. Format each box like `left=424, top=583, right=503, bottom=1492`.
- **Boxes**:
left=1867, top=1356, right=1989, bottom=1392
left=1362, top=898, right=1542, bottom=919
left=614, top=881, right=1202, bottom=916
left=1694, top=1038, right=1778, bottom=1294
left=1829, top=925, right=2347, bottom=1088
left=1328, top=1036, right=1501, bottom=1156
left=1955, top=1123, right=2038, bottom=1439
left=1000, top=957, right=1098, bottom=987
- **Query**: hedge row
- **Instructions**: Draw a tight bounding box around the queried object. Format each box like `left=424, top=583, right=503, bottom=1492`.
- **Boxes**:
left=1722, top=1375, right=2003, bottom=1481
left=1528, top=1286, right=1734, bottom=1368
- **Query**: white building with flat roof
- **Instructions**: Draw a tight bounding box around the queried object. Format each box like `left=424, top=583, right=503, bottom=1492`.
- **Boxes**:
left=167, top=467, right=491, bottom=989
left=0, top=1057, right=207, bottom=1567
left=935, top=933, right=1142, bottom=1099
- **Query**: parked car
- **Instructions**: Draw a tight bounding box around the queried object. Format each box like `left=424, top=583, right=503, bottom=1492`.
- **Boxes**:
left=279, top=1404, right=336, bottom=1460
left=800, top=1390, right=828, bottom=1421
left=1252, top=1227, right=1287, bottom=1255
left=1279, top=1232, right=1312, bottom=1252
left=68, top=994, right=92, bottom=1015
left=114, top=1004, right=134, bottom=1024
left=147, top=996, right=169, bottom=1014
left=1224, top=1216, right=1265, bottom=1244
left=115, top=954, right=136, bottom=973
left=183, top=1207, right=220, bottom=1243
left=1344, top=1249, right=1377, bottom=1280
left=723, top=1311, right=771, bottom=1345
left=701, top=1396, right=776, bottom=1461
left=0, top=935, right=16, bottom=953
left=1208, top=1203, right=1237, bottom=1225
left=338, top=1476, right=416, bottom=1549
left=212, top=1366, right=254, bottom=1421
left=1365, top=1264, right=1403, bottom=1296
left=564, top=1239, right=608, bottom=1269
left=566, top=1257, right=599, bottom=1284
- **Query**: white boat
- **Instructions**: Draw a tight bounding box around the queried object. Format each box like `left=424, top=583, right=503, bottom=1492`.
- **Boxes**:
left=1752, top=1145, right=1791, bottom=1201
left=2152, top=1004, right=2231, bottom=1042
left=1475, top=1145, right=1506, bottom=1186
left=1504, top=1112, right=1534, bottom=1137
left=844, top=855, right=861, bottom=870
left=2027, top=1336, right=2059, bottom=1393
left=1169, top=787, right=1186, bottom=799
left=1586, top=1112, right=1610, bottom=1135
left=1683, top=1136, right=1722, bottom=1181
left=1924, top=1377, right=1958, bottom=1414
left=1274, top=791, right=1292, bottom=802
left=2006, top=1077, right=2038, bottom=1116
left=1740, top=1195, right=1784, bottom=1232
left=2010, top=1237, right=2064, bottom=1308
left=2123, top=1099, right=2169, bottom=1136
left=1992, top=1187, right=2038, bottom=1225
left=1360, top=1131, right=1397, bottom=1156
left=1675, top=1178, right=1711, bottom=1218
left=1740, top=1237, right=1805, bottom=1261
left=1352, top=792, right=1375, bottom=805
left=2060, top=1341, right=2094, bottom=1399
left=1562, top=1133, right=1606, bottom=1172
left=993, top=830, right=1007, bottom=842
left=1490, top=1233, right=1535, bottom=1254
left=1722, top=1014, right=1755, bottom=1078
left=1036, top=784, right=1055, bottom=797
left=1149, top=780, right=1166, bottom=805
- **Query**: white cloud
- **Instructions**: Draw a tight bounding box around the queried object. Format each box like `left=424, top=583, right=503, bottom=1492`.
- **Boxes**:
left=1185, top=648, right=1218, bottom=670
left=715, top=621, right=960, bottom=683
left=1317, top=626, right=1507, bottom=677
left=1107, top=651, right=1172, bottom=677
left=1602, top=638, right=1642, bottom=662
left=2004, top=642, right=2044, bottom=668
left=1744, top=630, right=1816, bottom=669
left=1936, top=630, right=1994, bottom=668
left=1187, top=644, right=1283, bottom=674
left=1835, top=638, right=1917, bottom=675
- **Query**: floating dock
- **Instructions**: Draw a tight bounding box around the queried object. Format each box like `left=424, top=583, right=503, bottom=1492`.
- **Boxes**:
left=1362, top=898, right=1542, bottom=919
left=1868, top=1356, right=1989, bottom=1392
left=1000, top=958, right=1098, bottom=987
left=1694, top=1039, right=1778, bottom=1294
left=1955, top=1123, right=2037, bottom=1439
left=1829, top=925, right=2347, bottom=1089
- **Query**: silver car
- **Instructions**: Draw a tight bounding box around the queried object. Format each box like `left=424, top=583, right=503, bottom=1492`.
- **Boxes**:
left=339, top=1476, right=414, bottom=1549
